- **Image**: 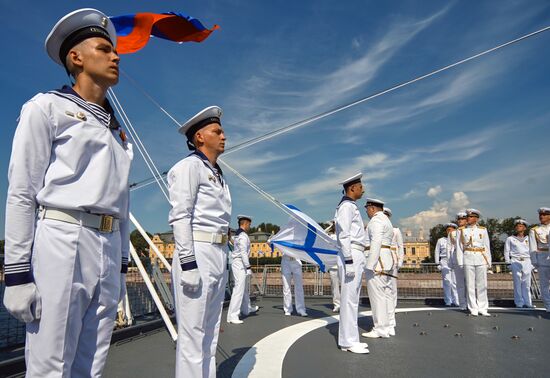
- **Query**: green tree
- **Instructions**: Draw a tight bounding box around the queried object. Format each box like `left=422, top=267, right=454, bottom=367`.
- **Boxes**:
left=251, top=223, right=280, bottom=234
left=130, top=229, right=152, bottom=253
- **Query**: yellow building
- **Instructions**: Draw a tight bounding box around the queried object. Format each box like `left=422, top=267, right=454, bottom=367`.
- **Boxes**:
left=149, top=232, right=175, bottom=267
left=402, top=228, right=430, bottom=267
left=249, top=231, right=282, bottom=258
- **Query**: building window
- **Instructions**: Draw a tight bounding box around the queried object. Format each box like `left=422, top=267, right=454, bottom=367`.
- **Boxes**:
left=412, top=247, right=416, bottom=255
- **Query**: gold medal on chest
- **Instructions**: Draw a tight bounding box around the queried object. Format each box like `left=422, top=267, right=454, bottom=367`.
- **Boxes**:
left=76, top=112, right=87, bottom=121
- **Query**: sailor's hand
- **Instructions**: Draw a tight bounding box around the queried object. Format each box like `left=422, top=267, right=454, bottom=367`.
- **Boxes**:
left=3, top=283, right=41, bottom=323
left=436, top=265, right=442, bottom=271
left=246, top=269, right=252, bottom=276
left=345, top=261, right=355, bottom=279
left=119, top=273, right=127, bottom=303
left=180, top=269, right=201, bottom=292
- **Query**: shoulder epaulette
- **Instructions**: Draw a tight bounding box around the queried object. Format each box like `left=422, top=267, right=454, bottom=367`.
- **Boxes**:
left=458, top=226, right=465, bottom=230
left=532, top=225, right=539, bottom=231
left=478, top=226, right=486, bottom=229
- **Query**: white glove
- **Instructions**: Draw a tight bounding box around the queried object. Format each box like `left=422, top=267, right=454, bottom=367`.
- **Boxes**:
left=345, top=263, right=355, bottom=279
left=180, top=269, right=201, bottom=293
left=246, top=269, right=252, bottom=276
left=119, top=274, right=127, bottom=303
left=3, top=283, right=41, bottom=323
left=436, top=265, right=442, bottom=271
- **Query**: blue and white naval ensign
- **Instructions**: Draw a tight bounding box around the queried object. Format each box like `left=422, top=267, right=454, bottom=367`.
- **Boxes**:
left=4, top=86, right=132, bottom=376
left=168, top=148, right=231, bottom=378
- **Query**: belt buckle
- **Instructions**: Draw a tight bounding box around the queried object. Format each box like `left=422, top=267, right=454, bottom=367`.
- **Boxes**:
left=222, top=235, right=228, bottom=244
left=99, top=215, right=114, bottom=233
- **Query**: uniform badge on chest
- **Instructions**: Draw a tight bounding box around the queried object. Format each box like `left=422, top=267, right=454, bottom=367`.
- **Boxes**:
left=65, top=110, right=87, bottom=121
left=208, top=174, right=216, bottom=183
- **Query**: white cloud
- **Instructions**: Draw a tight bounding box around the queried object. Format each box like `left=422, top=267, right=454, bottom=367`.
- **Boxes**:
left=399, top=191, right=470, bottom=230
left=427, top=185, right=442, bottom=197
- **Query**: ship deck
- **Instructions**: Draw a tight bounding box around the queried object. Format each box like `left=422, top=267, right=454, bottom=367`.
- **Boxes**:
left=100, top=297, right=549, bottom=378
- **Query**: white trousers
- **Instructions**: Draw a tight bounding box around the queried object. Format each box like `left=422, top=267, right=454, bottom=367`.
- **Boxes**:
left=329, top=266, right=340, bottom=308
left=464, top=264, right=488, bottom=314
left=173, top=243, right=228, bottom=378
left=281, top=259, right=305, bottom=314
left=365, top=269, right=392, bottom=337
left=337, top=250, right=365, bottom=348
left=538, top=265, right=550, bottom=310
left=227, top=260, right=252, bottom=321
left=510, top=260, right=532, bottom=307
left=388, top=267, right=398, bottom=328
left=451, top=266, right=467, bottom=308
left=26, top=218, right=121, bottom=378
left=440, top=259, right=455, bottom=305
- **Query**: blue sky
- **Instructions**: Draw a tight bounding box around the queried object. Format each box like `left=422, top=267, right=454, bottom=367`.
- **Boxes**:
left=1, top=0, right=550, bottom=238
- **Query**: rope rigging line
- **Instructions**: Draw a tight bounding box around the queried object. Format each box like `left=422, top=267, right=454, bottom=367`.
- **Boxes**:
left=125, top=24, right=550, bottom=192
left=218, top=158, right=336, bottom=246
left=107, top=88, right=170, bottom=201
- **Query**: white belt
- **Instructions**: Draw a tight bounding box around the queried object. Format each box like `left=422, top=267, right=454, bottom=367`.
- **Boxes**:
left=193, top=231, right=228, bottom=244
left=41, top=207, right=119, bottom=233
left=351, top=244, right=366, bottom=252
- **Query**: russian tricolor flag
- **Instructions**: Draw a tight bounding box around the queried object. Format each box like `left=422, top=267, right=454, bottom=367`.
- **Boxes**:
left=110, top=12, right=219, bottom=54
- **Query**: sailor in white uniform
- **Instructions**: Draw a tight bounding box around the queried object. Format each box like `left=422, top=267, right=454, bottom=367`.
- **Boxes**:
left=363, top=198, right=394, bottom=339
left=435, top=223, right=458, bottom=306
left=448, top=211, right=468, bottom=308
left=227, top=215, right=259, bottom=324
left=529, top=207, right=550, bottom=312
left=329, top=264, right=341, bottom=312
left=455, top=209, right=492, bottom=316
left=504, top=219, right=533, bottom=308
left=382, top=207, right=404, bottom=336
left=281, top=254, right=307, bottom=316
left=334, top=173, right=369, bottom=354
left=168, top=106, right=232, bottom=378
left=2, top=9, right=131, bottom=377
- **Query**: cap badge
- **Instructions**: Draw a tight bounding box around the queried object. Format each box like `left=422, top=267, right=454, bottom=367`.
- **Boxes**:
left=76, top=112, right=87, bottom=121
left=101, top=17, right=108, bottom=28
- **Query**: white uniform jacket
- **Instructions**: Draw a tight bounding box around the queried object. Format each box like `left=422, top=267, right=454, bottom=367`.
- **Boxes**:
left=455, top=225, right=491, bottom=267
left=390, top=228, right=404, bottom=269
left=504, top=236, right=530, bottom=263
left=168, top=151, right=232, bottom=270
left=365, top=212, right=394, bottom=271
left=4, top=86, right=132, bottom=285
left=529, top=224, right=550, bottom=267
left=334, top=196, right=366, bottom=262
left=434, top=237, right=452, bottom=265
left=447, top=230, right=459, bottom=268
left=231, top=229, right=251, bottom=269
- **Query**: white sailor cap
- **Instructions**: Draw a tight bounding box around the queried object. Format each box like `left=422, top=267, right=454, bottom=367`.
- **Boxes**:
left=46, top=8, right=117, bottom=67
left=383, top=207, right=392, bottom=217
left=444, top=222, right=458, bottom=229
left=339, top=173, right=362, bottom=188
left=365, top=198, right=384, bottom=207
left=514, top=219, right=528, bottom=226
left=538, top=207, right=550, bottom=215
left=456, top=211, right=467, bottom=219
left=237, top=214, right=252, bottom=222
left=178, top=106, right=223, bottom=150
left=466, top=208, right=481, bottom=217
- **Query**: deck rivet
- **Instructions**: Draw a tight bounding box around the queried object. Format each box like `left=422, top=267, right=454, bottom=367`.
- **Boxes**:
left=444, top=324, right=450, bottom=328
left=528, top=327, right=534, bottom=331
left=454, top=333, right=463, bottom=337
left=511, top=335, right=520, bottom=339
left=420, top=331, right=427, bottom=335
left=492, top=326, right=499, bottom=330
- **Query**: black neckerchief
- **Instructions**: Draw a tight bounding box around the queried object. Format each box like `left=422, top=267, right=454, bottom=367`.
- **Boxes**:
left=338, top=196, right=354, bottom=207
left=236, top=228, right=245, bottom=236
left=191, top=150, right=225, bottom=186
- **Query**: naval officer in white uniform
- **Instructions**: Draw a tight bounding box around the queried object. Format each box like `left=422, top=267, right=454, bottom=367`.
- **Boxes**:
left=281, top=254, right=307, bottom=316
left=435, top=223, right=458, bottom=306
left=227, top=215, right=258, bottom=324
left=448, top=211, right=468, bottom=308
left=334, top=173, right=369, bottom=354
left=455, top=209, right=492, bottom=316
left=168, top=106, right=232, bottom=377
left=382, top=207, right=403, bottom=335
left=363, top=198, right=394, bottom=339
left=504, top=219, right=533, bottom=308
left=2, top=9, right=131, bottom=377
left=529, top=207, right=550, bottom=312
